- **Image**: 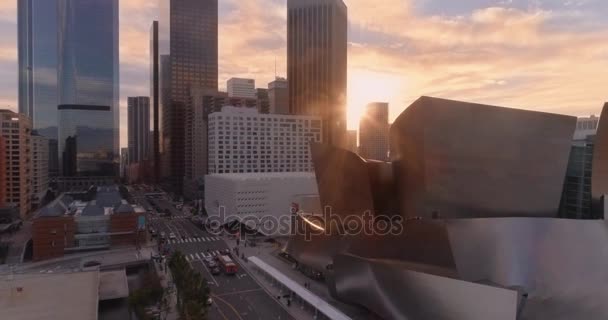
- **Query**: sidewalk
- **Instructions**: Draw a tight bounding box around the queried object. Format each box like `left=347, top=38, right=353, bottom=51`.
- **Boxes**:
left=152, top=257, right=179, bottom=320
left=225, top=237, right=372, bottom=320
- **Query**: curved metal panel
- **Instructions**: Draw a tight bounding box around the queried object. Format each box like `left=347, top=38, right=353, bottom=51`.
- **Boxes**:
left=332, top=254, right=518, bottom=320
left=446, top=218, right=608, bottom=319
left=591, top=103, right=608, bottom=216
left=390, top=96, right=576, bottom=219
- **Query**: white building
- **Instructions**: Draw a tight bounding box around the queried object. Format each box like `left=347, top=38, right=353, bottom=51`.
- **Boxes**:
left=31, top=133, right=49, bottom=208
left=204, top=172, right=318, bottom=236
left=574, top=114, right=599, bottom=140
left=227, top=78, right=256, bottom=99
left=207, top=106, right=322, bottom=174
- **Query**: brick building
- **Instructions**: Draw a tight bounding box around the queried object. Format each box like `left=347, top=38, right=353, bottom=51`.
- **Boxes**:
left=32, top=186, right=145, bottom=261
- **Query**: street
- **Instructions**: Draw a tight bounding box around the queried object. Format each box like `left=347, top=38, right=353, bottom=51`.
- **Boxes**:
left=147, top=202, right=293, bottom=320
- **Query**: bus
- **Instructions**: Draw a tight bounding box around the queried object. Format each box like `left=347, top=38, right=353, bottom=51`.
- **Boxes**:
left=217, top=255, right=238, bottom=275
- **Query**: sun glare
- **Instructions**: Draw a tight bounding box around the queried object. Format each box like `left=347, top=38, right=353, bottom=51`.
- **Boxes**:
left=347, top=69, right=404, bottom=129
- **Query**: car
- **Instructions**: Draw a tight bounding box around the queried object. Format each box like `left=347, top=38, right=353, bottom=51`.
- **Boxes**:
left=169, top=233, right=176, bottom=240
left=206, top=260, right=218, bottom=268
left=160, top=232, right=166, bottom=240
left=203, top=256, right=214, bottom=265
left=206, top=297, right=213, bottom=306
left=210, top=266, right=221, bottom=275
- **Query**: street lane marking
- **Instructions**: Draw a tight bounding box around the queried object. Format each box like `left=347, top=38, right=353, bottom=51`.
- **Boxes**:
left=195, top=253, right=201, bottom=259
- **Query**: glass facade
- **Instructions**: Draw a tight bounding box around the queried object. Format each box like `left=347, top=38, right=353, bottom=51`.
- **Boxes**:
left=18, top=0, right=60, bottom=175
left=57, top=0, right=119, bottom=177
left=58, top=105, right=116, bottom=177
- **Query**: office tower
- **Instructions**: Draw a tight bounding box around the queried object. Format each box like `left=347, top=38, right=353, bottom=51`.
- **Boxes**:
left=164, top=0, right=218, bottom=193
left=346, top=130, right=357, bottom=153
left=0, top=110, right=32, bottom=219
left=269, top=77, right=289, bottom=114
left=128, top=97, right=150, bottom=164
left=56, top=0, right=119, bottom=188
left=150, top=20, right=160, bottom=182
left=31, top=133, right=49, bottom=208
left=359, top=102, right=389, bottom=161
left=48, top=139, right=59, bottom=177
left=256, top=88, right=270, bottom=114
left=559, top=115, right=601, bottom=219
left=120, top=147, right=129, bottom=179
left=18, top=0, right=59, bottom=176
left=0, top=136, right=6, bottom=207
left=207, top=106, right=322, bottom=174
left=160, top=54, right=170, bottom=178
left=183, top=88, right=227, bottom=199
left=287, top=0, right=347, bottom=147
left=227, top=78, right=256, bottom=99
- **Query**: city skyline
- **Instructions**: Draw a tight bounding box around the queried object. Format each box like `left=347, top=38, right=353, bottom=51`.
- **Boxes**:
left=0, top=0, right=608, bottom=148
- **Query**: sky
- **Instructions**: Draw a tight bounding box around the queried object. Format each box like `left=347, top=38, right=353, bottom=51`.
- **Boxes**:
left=0, top=0, right=607, bottom=148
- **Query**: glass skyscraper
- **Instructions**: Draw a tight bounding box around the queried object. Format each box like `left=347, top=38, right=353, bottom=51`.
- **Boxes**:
left=18, top=0, right=119, bottom=181
left=57, top=0, right=119, bottom=178
left=18, top=0, right=60, bottom=175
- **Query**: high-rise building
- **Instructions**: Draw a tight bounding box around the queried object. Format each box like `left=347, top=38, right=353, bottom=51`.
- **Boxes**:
left=56, top=0, right=119, bottom=188
left=287, top=0, right=347, bottom=147
left=128, top=97, right=150, bottom=164
left=0, top=110, right=32, bottom=219
left=359, top=102, right=389, bottom=161
left=164, top=0, right=218, bottom=193
left=559, top=115, right=600, bottom=219
left=31, top=133, right=49, bottom=208
left=183, top=88, right=227, bottom=199
left=256, top=88, right=270, bottom=114
left=150, top=20, right=160, bottom=182
left=207, top=106, right=322, bottom=174
left=227, top=78, right=256, bottom=99
left=346, top=130, right=357, bottom=153
left=18, top=0, right=60, bottom=176
left=269, top=77, right=288, bottom=114
left=0, top=136, right=6, bottom=207
left=160, top=54, right=170, bottom=178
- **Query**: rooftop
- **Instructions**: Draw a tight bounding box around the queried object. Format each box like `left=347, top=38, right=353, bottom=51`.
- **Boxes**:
left=207, top=172, right=316, bottom=181
left=0, top=271, right=99, bottom=320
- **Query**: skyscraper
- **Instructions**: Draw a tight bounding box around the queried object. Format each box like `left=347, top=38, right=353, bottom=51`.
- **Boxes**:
left=269, top=77, right=289, bottom=114
left=150, top=20, right=160, bottom=182
left=56, top=0, right=119, bottom=187
left=128, top=97, right=151, bottom=164
left=164, top=0, right=218, bottom=193
left=359, top=102, right=389, bottom=161
left=18, top=0, right=59, bottom=175
left=287, top=0, right=347, bottom=147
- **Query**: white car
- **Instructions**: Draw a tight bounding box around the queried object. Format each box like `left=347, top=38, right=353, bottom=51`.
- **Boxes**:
left=169, top=233, right=176, bottom=240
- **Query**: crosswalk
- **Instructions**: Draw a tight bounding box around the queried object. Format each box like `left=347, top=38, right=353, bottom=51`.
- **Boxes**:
left=149, top=216, right=189, bottom=221
left=167, top=236, right=220, bottom=244
left=186, top=251, right=224, bottom=262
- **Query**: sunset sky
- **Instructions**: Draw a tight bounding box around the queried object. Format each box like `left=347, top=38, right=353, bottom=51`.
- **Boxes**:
left=0, top=0, right=607, bottom=147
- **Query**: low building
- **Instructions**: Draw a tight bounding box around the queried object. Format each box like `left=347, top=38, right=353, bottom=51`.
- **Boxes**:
left=32, top=185, right=146, bottom=261
left=0, top=271, right=100, bottom=320
left=205, top=172, right=318, bottom=236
